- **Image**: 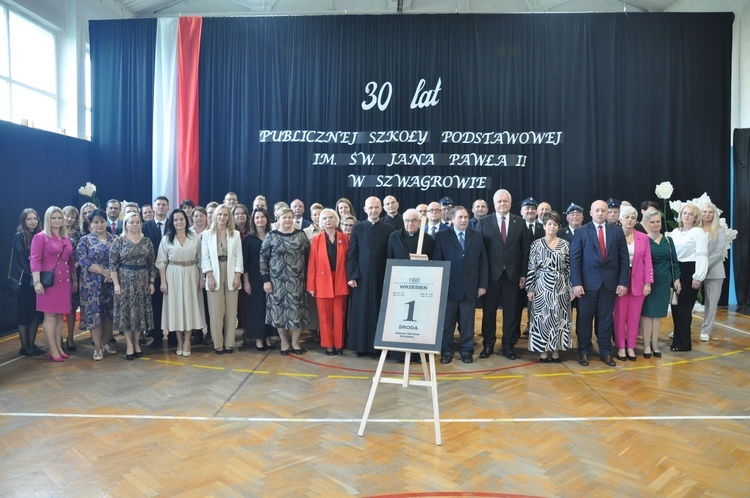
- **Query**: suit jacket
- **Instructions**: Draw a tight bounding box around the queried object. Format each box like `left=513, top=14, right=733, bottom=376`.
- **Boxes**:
left=387, top=229, right=434, bottom=260
left=478, top=213, right=530, bottom=283
left=630, top=230, right=655, bottom=296
left=307, top=231, right=350, bottom=298
left=142, top=219, right=166, bottom=257
left=570, top=222, right=630, bottom=291
left=705, top=228, right=727, bottom=279
left=295, top=218, right=312, bottom=230
left=433, top=228, right=488, bottom=301
left=107, top=219, right=123, bottom=236
left=425, top=222, right=449, bottom=238
left=383, top=213, right=403, bottom=228
left=559, top=226, right=578, bottom=243
left=525, top=221, right=545, bottom=242
left=201, top=229, right=244, bottom=291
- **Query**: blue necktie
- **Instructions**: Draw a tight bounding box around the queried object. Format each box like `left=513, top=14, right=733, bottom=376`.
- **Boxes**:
left=458, top=232, right=465, bottom=250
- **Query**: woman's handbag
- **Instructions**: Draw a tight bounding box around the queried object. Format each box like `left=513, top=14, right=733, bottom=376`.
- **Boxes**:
left=34, top=252, right=63, bottom=289
left=665, top=235, right=678, bottom=305
left=2, top=251, right=23, bottom=297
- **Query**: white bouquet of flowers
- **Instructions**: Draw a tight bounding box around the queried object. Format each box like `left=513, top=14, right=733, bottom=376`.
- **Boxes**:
left=78, top=182, right=100, bottom=207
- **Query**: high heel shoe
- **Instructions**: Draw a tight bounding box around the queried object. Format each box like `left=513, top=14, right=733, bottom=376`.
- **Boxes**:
left=47, top=351, right=64, bottom=362
left=652, top=351, right=662, bottom=357
left=643, top=351, right=652, bottom=359
left=60, top=352, right=70, bottom=359
left=255, top=344, right=269, bottom=352
left=134, top=351, right=143, bottom=358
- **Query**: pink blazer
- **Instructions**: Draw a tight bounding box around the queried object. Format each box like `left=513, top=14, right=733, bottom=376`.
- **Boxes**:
left=630, top=230, right=654, bottom=296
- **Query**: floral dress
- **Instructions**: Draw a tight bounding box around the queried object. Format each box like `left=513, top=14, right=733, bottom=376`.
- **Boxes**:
left=76, top=232, right=115, bottom=330
left=259, top=230, right=310, bottom=329
left=110, top=236, right=156, bottom=331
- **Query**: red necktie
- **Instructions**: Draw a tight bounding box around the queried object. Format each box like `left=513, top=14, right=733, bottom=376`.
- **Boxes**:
left=500, top=216, right=507, bottom=244
left=598, top=225, right=606, bottom=260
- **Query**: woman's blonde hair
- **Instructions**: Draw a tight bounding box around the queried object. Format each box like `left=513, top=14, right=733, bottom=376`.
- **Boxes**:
left=42, top=206, right=67, bottom=238
left=120, top=211, right=142, bottom=237
left=700, top=203, right=721, bottom=241
left=210, top=204, right=235, bottom=235
left=62, top=205, right=80, bottom=230
left=677, top=203, right=700, bottom=229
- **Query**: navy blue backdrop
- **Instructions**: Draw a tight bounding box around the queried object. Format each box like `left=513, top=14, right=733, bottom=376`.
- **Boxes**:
left=90, top=13, right=732, bottom=218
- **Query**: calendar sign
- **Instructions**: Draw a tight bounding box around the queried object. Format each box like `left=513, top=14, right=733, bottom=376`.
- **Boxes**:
left=374, top=259, right=451, bottom=353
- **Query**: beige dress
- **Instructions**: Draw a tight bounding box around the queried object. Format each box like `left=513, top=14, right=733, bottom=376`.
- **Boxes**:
left=156, top=234, right=205, bottom=332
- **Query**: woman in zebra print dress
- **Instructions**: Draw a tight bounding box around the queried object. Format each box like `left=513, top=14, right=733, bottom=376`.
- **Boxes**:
left=526, top=211, right=573, bottom=363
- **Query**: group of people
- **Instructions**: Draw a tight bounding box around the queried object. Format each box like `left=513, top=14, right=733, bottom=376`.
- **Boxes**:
left=9, top=188, right=728, bottom=366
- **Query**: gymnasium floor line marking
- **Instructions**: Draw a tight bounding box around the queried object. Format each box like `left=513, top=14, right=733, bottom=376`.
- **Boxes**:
left=691, top=313, right=750, bottom=336
left=1, top=412, right=749, bottom=424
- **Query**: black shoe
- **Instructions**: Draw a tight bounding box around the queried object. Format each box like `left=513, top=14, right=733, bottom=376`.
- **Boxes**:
left=440, top=355, right=452, bottom=364
left=19, top=347, right=31, bottom=356
left=478, top=347, right=493, bottom=359
left=29, top=345, right=44, bottom=356
left=280, top=349, right=290, bottom=356
left=652, top=351, right=662, bottom=358
left=551, top=357, right=562, bottom=363
left=600, top=354, right=616, bottom=367
left=224, top=348, right=233, bottom=354
left=539, top=356, right=550, bottom=363
left=578, top=354, right=589, bottom=366
left=643, top=352, right=652, bottom=359
left=616, top=353, right=627, bottom=361
left=325, top=349, right=336, bottom=356
left=66, top=344, right=77, bottom=352
left=126, top=354, right=134, bottom=361
left=215, top=349, right=224, bottom=355
left=292, top=348, right=304, bottom=355
left=255, top=344, right=269, bottom=352
left=501, top=347, right=517, bottom=360
left=460, top=354, right=473, bottom=364
left=670, top=346, right=691, bottom=352
left=150, top=341, right=163, bottom=349
left=134, top=351, right=144, bottom=358
left=355, top=352, right=367, bottom=357
left=627, top=353, right=637, bottom=361
left=335, top=349, right=344, bottom=355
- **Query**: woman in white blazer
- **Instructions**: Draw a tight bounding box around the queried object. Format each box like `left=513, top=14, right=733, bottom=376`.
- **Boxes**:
left=699, top=203, right=727, bottom=342
left=201, top=204, right=244, bottom=354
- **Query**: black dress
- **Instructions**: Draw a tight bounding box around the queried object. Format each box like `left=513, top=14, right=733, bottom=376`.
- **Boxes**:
left=242, top=234, right=276, bottom=340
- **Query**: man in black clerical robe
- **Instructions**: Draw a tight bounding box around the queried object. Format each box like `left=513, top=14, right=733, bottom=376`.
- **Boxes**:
left=346, top=197, right=396, bottom=356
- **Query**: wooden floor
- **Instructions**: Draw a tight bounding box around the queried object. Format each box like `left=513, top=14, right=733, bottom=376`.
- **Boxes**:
left=1, top=307, right=749, bottom=497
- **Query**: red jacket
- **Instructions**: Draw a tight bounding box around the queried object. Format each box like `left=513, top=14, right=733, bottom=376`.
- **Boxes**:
left=307, top=231, right=350, bottom=298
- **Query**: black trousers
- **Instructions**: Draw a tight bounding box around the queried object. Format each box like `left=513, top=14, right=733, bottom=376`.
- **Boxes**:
left=481, top=272, right=521, bottom=350
left=671, top=261, right=698, bottom=351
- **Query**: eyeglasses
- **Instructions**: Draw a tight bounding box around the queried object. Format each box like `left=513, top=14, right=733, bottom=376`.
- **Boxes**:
left=404, top=219, right=420, bottom=223
left=427, top=209, right=440, bottom=212
left=341, top=223, right=353, bottom=228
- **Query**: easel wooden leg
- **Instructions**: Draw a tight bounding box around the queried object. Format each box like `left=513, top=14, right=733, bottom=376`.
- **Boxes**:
left=358, top=349, right=389, bottom=436
left=429, top=353, right=441, bottom=445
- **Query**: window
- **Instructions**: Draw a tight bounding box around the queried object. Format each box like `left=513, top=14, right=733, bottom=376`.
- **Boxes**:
left=0, top=6, right=58, bottom=131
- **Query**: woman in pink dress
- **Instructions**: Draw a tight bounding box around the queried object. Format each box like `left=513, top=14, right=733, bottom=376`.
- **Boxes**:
left=30, top=206, right=77, bottom=362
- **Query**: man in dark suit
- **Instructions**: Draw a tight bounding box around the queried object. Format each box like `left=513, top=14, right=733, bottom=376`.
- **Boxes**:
left=425, top=202, right=449, bottom=237
left=105, top=199, right=123, bottom=235
left=142, top=196, right=172, bottom=348
left=570, top=199, right=630, bottom=367
left=559, top=202, right=584, bottom=242
left=347, top=196, right=396, bottom=356
left=469, top=198, right=488, bottom=229
left=478, top=189, right=530, bottom=360
left=433, top=206, right=488, bottom=364
left=291, top=199, right=312, bottom=229
left=382, top=195, right=403, bottom=227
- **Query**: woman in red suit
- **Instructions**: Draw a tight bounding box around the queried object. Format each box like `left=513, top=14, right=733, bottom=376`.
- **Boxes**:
left=613, top=205, right=654, bottom=361
left=307, top=208, right=349, bottom=356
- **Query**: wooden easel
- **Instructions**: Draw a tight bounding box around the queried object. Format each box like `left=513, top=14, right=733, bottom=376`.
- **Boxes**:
left=358, top=216, right=442, bottom=445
